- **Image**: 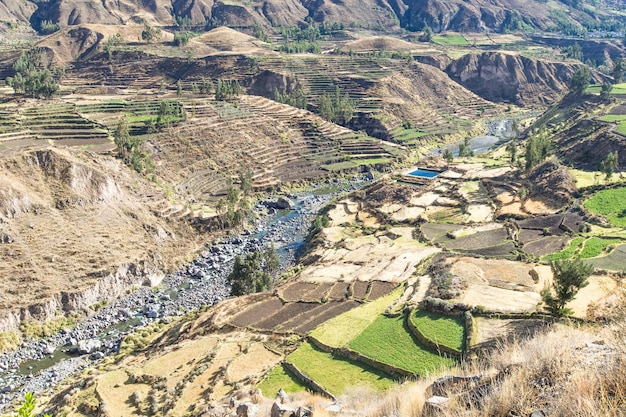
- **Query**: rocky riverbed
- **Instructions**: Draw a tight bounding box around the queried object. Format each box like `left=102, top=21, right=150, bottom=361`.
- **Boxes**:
left=0, top=176, right=372, bottom=411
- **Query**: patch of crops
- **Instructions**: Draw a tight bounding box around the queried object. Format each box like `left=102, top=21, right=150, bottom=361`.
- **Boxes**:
left=310, top=289, right=402, bottom=347
left=286, top=341, right=396, bottom=395
left=587, top=244, right=626, bottom=271
left=596, top=114, right=626, bottom=122
left=542, top=237, right=585, bottom=261
left=410, top=310, right=466, bottom=353
left=579, top=237, right=623, bottom=259
left=618, top=122, right=626, bottom=136
left=584, top=188, right=626, bottom=227
left=257, top=364, right=309, bottom=396
left=349, top=315, right=456, bottom=376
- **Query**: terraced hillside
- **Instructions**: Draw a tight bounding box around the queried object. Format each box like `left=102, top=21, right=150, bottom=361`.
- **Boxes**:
left=144, top=95, right=404, bottom=201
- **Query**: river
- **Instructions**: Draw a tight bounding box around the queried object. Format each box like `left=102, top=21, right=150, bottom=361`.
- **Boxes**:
left=0, top=175, right=372, bottom=411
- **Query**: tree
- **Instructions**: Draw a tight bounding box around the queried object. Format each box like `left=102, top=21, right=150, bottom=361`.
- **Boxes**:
left=6, top=48, right=59, bottom=99
left=506, top=141, right=517, bottom=164
left=113, top=118, right=153, bottom=174
left=227, top=245, right=279, bottom=296
left=611, top=58, right=625, bottom=84
left=141, top=23, right=161, bottom=43
left=569, top=66, right=591, bottom=96
left=458, top=137, right=474, bottom=157
left=562, top=43, right=583, bottom=61
left=600, top=82, right=613, bottom=101
left=524, top=130, right=551, bottom=171
left=442, top=148, right=454, bottom=162
left=600, top=151, right=619, bottom=180
left=318, top=93, right=334, bottom=121
left=174, top=32, right=193, bottom=46
left=419, top=24, right=433, bottom=42
left=542, top=259, right=593, bottom=317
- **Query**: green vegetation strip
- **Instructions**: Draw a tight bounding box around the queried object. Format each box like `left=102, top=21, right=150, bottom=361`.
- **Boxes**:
left=584, top=187, right=626, bottom=227
left=310, top=288, right=402, bottom=347
left=286, top=341, right=395, bottom=395
left=409, top=310, right=466, bottom=353
left=579, top=237, right=622, bottom=259
left=432, top=35, right=469, bottom=46
left=596, top=114, right=626, bottom=122
left=349, top=315, right=456, bottom=376
left=257, top=363, right=309, bottom=395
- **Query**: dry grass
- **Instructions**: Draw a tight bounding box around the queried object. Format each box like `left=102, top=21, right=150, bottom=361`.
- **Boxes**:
left=333, top=321, right=625, bottom=417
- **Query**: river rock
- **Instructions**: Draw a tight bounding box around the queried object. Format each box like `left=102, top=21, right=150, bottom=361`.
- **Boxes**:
left=77, top=339, right=102, bottom=355
left=264, top=197, right=295, bottom=210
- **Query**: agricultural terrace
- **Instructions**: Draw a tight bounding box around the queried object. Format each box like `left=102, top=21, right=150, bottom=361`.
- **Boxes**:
left=409, top=310, right=466, bottom=353
left=349, top=315, right=457, bottom=375
left=285, top=341, right=396, bottom=396
left=584, top=187, right=626, bottom=227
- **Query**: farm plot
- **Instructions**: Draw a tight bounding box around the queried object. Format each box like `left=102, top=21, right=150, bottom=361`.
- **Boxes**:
left=368, top=281, right=397, bottom=300
left=279, top=282, right=321, bottom=302
left=420, top=223, right=462, bottom=241
left=584, top=187, right=626, bottom=227
left=587, top=244, right=626, bottom=271
left=252, top=302, right=321, bottom=331
left=436, top=227, right=508, bottom=248
left=522, top=236, right=570, bottom=257
left=349, top=315, right=457, bottom=376
left=228, top=297, right=284, bottom=328
left=286, top=341, right=396, bottom=396
left=311, top=289, right=403, bottom=348
left=258, top=364, right=309, bottom=396
left=409, top=310, right=466, bottom=353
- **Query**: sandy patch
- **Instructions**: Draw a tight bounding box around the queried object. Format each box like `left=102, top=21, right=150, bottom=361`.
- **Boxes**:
left=466, top=204, right=494, bottom=222
left=523, top=198, right=558, bottom=215
left=142, top=337, right=219, bottom=388
left=566, top=275, right=617, bottom=319
left=498, top=201, right=525, bottom=216
left=409, top=192, right=440, bottom=206
left=460, top=284, right=541, bottom=312
left=389, top=206, right=426, bottom=222
left=96, top=370, right=151, bottom=417
left=227, top=342, right=282, bottom=382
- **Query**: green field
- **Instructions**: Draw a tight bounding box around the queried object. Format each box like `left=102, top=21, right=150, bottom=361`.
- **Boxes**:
left=310, top=289, right=402, bottom=347
left=587, top=244, right=626, bottom=271
left=432, top=35, right=469, bottom=46
left=257, top=364, right=309, bottom=396
left=348, top=315, right=457, bottom=376
left=596, top=114, right=626, bottom=122
left=409, top=310, right=466, bottom=353
left=584, top=187, right=626, bottom=227
left=617, top=121, right=626, bottom=136
left=579, top=237, right=623, bottom=258
left=286, top=341, right=396, bottom=395
left=588, top=83, right=626, bottom=95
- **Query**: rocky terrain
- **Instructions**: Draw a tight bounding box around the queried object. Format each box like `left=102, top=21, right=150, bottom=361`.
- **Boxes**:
left=1, top=0, right=624, bottom=37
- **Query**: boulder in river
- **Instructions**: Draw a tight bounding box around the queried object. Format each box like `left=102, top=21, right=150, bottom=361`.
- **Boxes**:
left=77, top=339, right=102, bottom=355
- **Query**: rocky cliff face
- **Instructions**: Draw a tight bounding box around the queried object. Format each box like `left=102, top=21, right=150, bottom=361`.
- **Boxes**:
left=0, top=148, right=202, bottom=331
left=446, top=52, right=594, bottom=107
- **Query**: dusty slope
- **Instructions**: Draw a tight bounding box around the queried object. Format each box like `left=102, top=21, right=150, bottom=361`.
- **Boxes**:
left=0, top=147, right=204, bottom=331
